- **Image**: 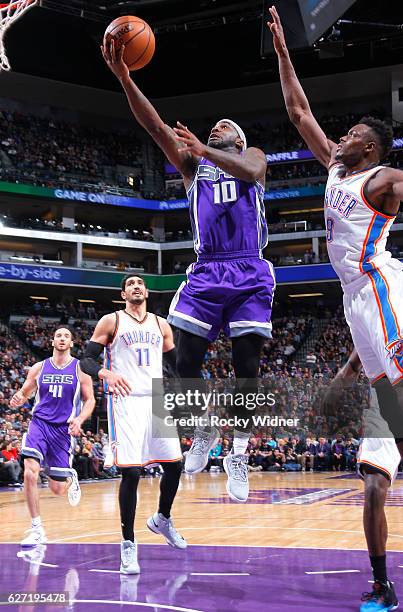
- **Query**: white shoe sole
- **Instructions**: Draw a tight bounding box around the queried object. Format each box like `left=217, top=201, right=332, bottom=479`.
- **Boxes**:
left=223, top=456, right=248, bottom=503
left=184, top=436, right=220, bottom=474
left=120, top=565, right=140, bottom=575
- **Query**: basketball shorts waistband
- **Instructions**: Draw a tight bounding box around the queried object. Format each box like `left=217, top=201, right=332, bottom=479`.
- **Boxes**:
left=197, top=250, right=261, bottom=262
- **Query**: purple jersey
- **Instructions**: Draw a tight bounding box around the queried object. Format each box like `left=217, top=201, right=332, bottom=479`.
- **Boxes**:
left=33, top=357, right=81, bottom=425
left=188, top=157, right=268, bottom=258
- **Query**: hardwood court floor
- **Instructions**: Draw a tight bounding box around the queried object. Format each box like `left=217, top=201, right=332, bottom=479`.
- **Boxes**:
left=2, top=471, right=403, bottom=551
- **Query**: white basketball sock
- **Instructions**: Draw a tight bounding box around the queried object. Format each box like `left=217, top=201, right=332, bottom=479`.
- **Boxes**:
left=32, top=516, right=42, bottom=528
left=233, top=431, right=250, bottom=455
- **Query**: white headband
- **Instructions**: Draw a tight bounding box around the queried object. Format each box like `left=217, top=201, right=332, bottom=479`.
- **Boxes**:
left=218, top=118, right=247, bottom=151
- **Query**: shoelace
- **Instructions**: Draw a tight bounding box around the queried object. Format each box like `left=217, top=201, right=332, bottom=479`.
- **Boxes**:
left=361, top=583, right=387, bottom=603
left=229, top=456, right=248, bottom=482
left=24, top=527, right=41, bottom=536
left=122, top=544, right=136, bottom=564
left=167, top=519, right=184, bottom=543
left=190, top=433, right=211, bottom=456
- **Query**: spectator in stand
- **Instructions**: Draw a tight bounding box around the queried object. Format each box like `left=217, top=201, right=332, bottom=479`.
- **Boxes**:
left=0, top=440, right=21, bottom=485
left=314, top=437, right=331, bottom=471
left=305, top=351, right=317, bottom=369
left=344, top=437, right=358, bottom=471
left=332, top=437, right=345, bottom=471
left=206, top=440, right=223, bottom=472
left=302, top=437, right=316, bottom=472
left=73, top=438, right=95, bottom=480
left=268, top=448, right=285, bottom=471
left=283, top=447, right=301, bottom=471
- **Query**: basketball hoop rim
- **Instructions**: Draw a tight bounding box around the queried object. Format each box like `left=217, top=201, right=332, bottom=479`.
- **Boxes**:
left=0, top=0, right=36, bottom=11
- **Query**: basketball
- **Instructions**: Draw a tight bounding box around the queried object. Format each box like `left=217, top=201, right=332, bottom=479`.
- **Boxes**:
left=104, top=16, right=155, bottom=71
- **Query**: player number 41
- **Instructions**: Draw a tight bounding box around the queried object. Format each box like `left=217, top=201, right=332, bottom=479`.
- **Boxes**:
left=49, top=384, right=63, bottom=398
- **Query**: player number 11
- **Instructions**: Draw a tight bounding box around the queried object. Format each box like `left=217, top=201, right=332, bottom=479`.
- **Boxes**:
left=135, top=348, right=150, bottom=366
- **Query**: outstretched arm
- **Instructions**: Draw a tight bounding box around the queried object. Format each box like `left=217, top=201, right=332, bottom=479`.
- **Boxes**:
left=101, top=40, right=197, bottom=180
left=268, top=6, right=337, bottom=168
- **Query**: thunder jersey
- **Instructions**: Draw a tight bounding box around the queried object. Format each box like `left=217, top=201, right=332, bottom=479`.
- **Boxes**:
left=33, top=357, right=81, bottom=425
left=187, top=157, right=268, bottom=258
left=324, top=164, right=396, bottom=287
left=104, top=311, right=163, bottom=396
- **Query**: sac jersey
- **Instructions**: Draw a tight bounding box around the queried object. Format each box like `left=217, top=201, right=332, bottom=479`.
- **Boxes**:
left=324, top=164, right=396, bottom=287
left=187, top=157, right=268, bottom=258
left=104, top=311, right=163, bottom=396
left=33, top=357, right=81, bottom=425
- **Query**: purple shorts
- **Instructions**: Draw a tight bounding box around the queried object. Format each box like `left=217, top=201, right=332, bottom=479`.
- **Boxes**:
left=168, top=255, right=275, bottom=341
left=21, top=416, right=74, bottom=479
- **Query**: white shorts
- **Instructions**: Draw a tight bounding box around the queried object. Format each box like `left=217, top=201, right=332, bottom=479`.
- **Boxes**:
left=358, top=389, right=401, bottom=484
left=105, top=394, right=182, bottom=468
left=343, top=259, right=403, bottom=385
left=358, top=438, right=401, bottom=484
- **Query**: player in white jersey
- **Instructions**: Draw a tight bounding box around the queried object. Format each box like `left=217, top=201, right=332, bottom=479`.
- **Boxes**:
left=80, top=275, right=186, bottom=574
left=269, top=6, right=402, bottom=610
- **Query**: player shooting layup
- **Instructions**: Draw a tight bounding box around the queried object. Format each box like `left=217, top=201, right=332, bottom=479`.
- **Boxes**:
left=269, top=6, right=403, bottom=610
left=101, top=39, right=275, bottom=504
left=10, top=327, right=95, bottom=546
left=80, top=275, right=186, bottom=575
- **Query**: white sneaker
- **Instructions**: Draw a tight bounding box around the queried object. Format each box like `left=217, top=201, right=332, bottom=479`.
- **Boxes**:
left=223, top=454, right=249, bottom=503
left=147, top=512, right=187, bottom=549
left=184, top=428, right=219, bottom=474
left=67, top=469, right=81, bottom=507
left=120, top=540, right=140, bottom=574
left=20, top=526, right=47, bottom=547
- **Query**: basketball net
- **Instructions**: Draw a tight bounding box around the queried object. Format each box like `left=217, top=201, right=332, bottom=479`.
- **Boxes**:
left=0, top=0, right=37, bottom=72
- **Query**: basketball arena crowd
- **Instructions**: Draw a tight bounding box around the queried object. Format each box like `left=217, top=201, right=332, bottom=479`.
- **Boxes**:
left=2, top=105, right=403, bottom=200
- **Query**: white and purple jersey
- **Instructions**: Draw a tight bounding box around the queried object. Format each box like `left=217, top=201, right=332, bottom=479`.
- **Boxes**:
left=187, top=157, right=268, bottom=259
left=33, top=357, right=81, bottom=425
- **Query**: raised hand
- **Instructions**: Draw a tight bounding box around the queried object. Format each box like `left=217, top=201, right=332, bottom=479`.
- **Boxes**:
left=101, top=38, right=130, bottom=81
left=267, top=5, right=288, bottom=57
left=173, top=122, right=206, bottom=156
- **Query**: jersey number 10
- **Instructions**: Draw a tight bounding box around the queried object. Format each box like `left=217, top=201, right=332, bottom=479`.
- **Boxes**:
left=213, top=180, right=237, bottom=204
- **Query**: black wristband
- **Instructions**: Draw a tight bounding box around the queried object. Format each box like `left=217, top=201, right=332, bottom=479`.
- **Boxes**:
left=80, top=341, right=105, bottom=379
left=164, top=347, right=177, bottom=375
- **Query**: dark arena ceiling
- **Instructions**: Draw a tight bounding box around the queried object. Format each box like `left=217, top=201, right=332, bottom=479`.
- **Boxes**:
left=4, top=0, right=403, bottom=96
